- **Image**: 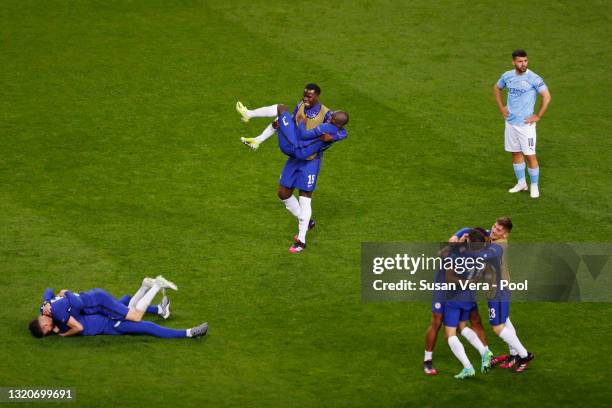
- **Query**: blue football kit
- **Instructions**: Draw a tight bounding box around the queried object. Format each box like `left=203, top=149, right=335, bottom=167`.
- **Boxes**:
left=476, top=243, right=511, bottom=326
left=42, top=289, right=158, bottom=326
left=442, top=249, right=481, bottom=328
left=66, top=314, right=188, bottom=338
left=276, top=105, right=347, bottom=192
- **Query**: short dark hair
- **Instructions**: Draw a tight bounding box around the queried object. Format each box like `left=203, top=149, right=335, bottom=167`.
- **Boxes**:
left=512, top=49, right=527, bottom=59
left=496, top=217, right=513, bottom=232
left=473, top=227, right=489, bottom=238
left=467, top=228, right=487, bottom=250
left=334, top=110, right=349, bottom=127
left=305, top=83, right=321, bottom=95
left=29, top=319, right=44, bottom=338
left=468, top=228, right=487, bottom=243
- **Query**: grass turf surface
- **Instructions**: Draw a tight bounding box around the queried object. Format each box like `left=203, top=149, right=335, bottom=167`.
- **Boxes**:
left=1, top=0, right=611, bottom=406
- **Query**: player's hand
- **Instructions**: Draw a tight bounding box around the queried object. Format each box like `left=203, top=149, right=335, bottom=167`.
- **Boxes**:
left=458, top=233, right=469, bottom=243
left=42, top=303, right=52, bottom=316
left=319, top=133, right=334, bottom=142
left=53, top=326, right=60, bottom=334
left=272, top=120, right=279, bottom=129
left=524, top=114, right=540, bottom=124
left=501, top=106, right=509, bottom=119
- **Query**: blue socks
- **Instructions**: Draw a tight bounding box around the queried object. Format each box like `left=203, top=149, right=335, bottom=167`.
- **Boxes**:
left=528, top=167, right=540, bottom=185
left=513, top=162, right=526, bottom=183
left=115, top=320, right=187, bottom=338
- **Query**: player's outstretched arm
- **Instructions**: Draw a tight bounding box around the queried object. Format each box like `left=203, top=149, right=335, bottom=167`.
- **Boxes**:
left=42, top=288, right=55, bottom=302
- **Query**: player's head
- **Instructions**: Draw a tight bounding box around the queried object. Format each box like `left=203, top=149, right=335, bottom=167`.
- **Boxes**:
left=29, top=315, right=54, bottom=338
left=467, top=228, right=487, bottom=249
left=303, top=83, right=321, bottom=108
left=512, top=49, right=528, bottom=73
left=490, top=216, right=513, bottom=240
left=330, top=111, right=349, bottom=128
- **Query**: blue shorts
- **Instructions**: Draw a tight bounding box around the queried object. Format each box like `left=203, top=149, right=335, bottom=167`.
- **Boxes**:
left=280, top=157, right=322, bottom=192
left=277, top=111, right=298, bottom=156
left=487, top=300, right=510, bottom=326
left=443, top=301, right=477, bottom=328
left=431, top=292, right=444, bottom=315
left=81, top=288, right=129, bottom=320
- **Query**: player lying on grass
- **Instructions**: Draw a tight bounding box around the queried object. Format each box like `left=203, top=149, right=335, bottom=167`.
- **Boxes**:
left=32, top=276, right=177, bottom=337
left=30, top=312, right=208, bottom=339
left=423, top=229, right=491, bottom=376
left=237, top=100, right=349, bottom=253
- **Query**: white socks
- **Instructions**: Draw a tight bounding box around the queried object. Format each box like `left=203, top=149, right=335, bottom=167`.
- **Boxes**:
left=246, top=104, right=277, bottom=119
left=505, top=318, right=518, bottom=355
left=254, top=122, right=277, bottom=144
left=281, top=196, right=313, bottom=244
left=448, top=336, right=472, bottom=369
left=461, top=327, right=487, bottom=356
left=136, top=286, right=161, bottom=312
left=297, top=196, right=312, bottom=243
left=128, top=284, right=149, bottom=308
left=424, top=350, right=433, bottom=362
left=282, top=196, right=301, bottom=219
left=499, top=326, right=528, bottom=358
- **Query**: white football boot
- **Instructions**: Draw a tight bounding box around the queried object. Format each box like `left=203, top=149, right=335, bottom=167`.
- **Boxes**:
left=508, top=181, right=528, bottom=193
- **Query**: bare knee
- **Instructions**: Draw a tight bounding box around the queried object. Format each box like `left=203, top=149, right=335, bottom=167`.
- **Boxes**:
left=525, top=154, right=538, bottom=168
left=278, top=185, right=293, bottom=200
left=492, top=324, right=504, bottom=336
left=126, top=309, right=144, bottom=322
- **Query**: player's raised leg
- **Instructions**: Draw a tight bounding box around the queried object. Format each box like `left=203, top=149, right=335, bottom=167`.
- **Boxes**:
left=241, top=121, right=278, bottom=151
left=235, top=102, right=278, bottom=122
left=126, top=276, right=177, bottom=321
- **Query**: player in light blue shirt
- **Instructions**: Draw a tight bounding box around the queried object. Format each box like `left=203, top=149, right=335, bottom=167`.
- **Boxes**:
left=494, top=49, right=551, bottom=198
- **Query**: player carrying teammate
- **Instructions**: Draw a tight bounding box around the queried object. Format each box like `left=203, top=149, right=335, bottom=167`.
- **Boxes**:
left=235, top=88, right=349, bottom=252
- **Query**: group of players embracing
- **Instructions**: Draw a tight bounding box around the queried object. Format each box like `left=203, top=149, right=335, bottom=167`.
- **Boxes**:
left=423, top=217, right=534, bottom=379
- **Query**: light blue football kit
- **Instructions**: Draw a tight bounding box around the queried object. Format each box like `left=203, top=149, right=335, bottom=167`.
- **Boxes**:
left=496, top=69, right=547, bottom=126
left=497, top=69, right=548, bottom=188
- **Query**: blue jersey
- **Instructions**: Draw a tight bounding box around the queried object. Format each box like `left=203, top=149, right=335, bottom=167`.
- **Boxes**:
left=293, top=122, right=347, bottom=159
left=45, top=291, right=84, bottom=324
left=497, top=69, right=548, bottom=126
left=479, top=243, right=509, bottom=300
left=75, top=314, right=116, bottom=336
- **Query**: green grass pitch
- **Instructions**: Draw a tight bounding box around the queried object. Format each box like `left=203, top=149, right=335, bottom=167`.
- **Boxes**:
left=1, top=0, right=611, bottom=406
